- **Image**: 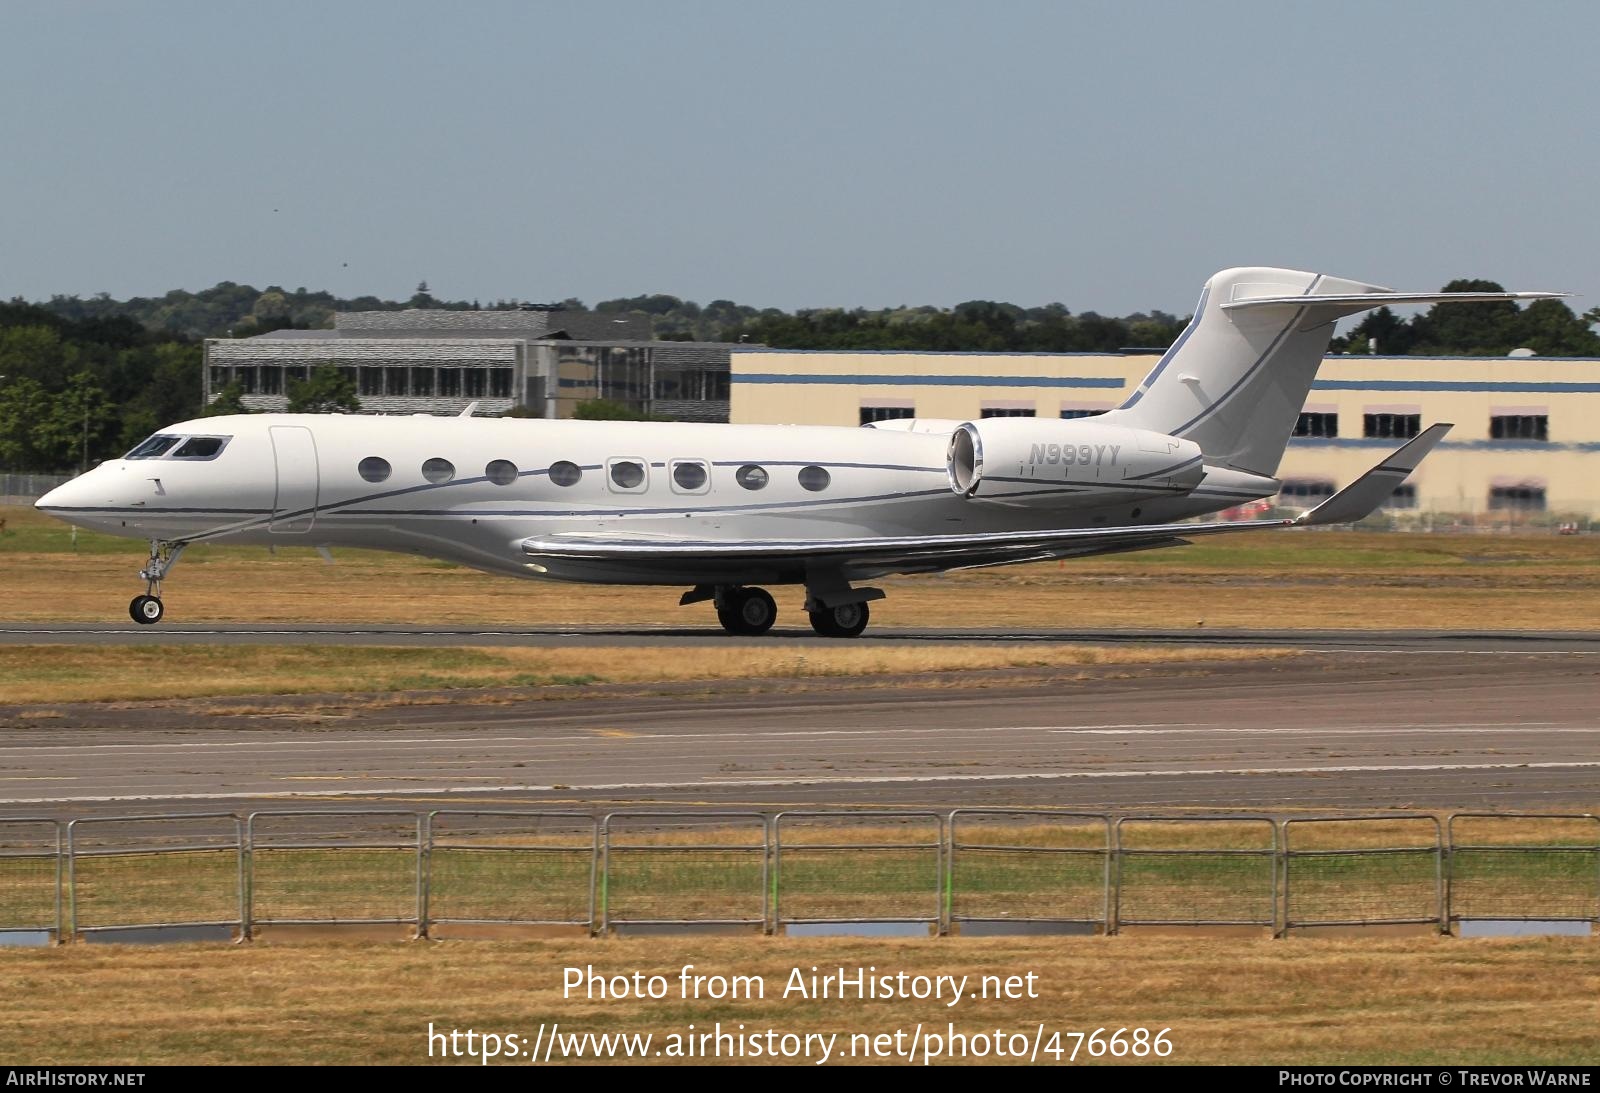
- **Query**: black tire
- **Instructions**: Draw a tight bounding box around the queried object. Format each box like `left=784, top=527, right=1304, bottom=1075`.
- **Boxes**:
left=717, top=587, right=777, bottom=635
left=808, top=600, right=869, bottom=638
left=129, top=594, right=164, bottom=625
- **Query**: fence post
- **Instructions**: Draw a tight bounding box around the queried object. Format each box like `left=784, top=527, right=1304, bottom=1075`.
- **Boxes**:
left=64, top=820, right=78, bottom=944
left=417, top=813, right=432, bottom=941
left=1276, top=820, right=1288, bottom=939
left=1108, top=819, right=1121, bottom=936
left=53, top=822, right=64, bottom=945
left=242, top=814, right=255, bottom=941
left=1440, top=816, right=1452, bottom=934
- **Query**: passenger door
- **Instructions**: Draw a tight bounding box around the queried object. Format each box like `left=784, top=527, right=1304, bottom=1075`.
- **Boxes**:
left=268, top=426, right=319, bottom=533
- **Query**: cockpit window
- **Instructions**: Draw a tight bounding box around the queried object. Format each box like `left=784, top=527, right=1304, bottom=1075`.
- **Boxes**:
left=125, top=434, right=181, bottom=459
left=170, top=436, right=230, bottom=460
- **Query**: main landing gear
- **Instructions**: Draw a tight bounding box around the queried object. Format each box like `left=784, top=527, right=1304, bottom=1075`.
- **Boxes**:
left=681, top=581, right=884, bottom=638
left=129, top=540, right=186, bottom=625
left=714, top=587, right=778, bottom=636
left=808, top=600, right=870, bottom=639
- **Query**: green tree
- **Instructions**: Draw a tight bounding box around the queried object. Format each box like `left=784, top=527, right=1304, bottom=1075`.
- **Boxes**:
left=36, top=371, right=116, bottom=471
left=203, top=381, right=251, bottom=416
left=285, top=364, right=361, bottom=413
left=1508, top=298, right=1600, bottom=357
left=572, top=398, right=656, bottom=421
left=0, top=377, right=55, bottom=470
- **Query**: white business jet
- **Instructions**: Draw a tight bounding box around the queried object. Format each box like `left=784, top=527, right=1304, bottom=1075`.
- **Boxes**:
left=36, top=267, right=1559, bottom=637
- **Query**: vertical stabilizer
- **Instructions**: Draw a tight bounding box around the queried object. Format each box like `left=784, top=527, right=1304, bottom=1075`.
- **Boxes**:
left=1100, top=267, right=1559, bottom=476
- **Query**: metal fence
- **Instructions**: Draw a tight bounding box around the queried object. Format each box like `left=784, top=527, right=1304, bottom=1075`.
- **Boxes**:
left=1114, top=816, right=1278, bottom=930
left=603, top=812, right=767, bottom=932
left=0, top=808, right=1595, bottom=941
left=0, top=471, right=75, bottom=503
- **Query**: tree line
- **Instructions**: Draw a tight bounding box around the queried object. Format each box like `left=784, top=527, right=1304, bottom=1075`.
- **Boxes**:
left=4, top=278, right=1595, bottom=471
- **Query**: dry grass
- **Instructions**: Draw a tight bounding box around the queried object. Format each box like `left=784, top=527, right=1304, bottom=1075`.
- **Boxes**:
left=0, top=936, right=1594, bottom=1065
left=0, top=643, right=1289, bottom=705
left=6, top=504, right=1600, bottom=630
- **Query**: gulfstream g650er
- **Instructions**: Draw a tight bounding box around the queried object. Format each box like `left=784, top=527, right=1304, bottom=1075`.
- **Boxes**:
left=36, top=267, right=1560, bottom=637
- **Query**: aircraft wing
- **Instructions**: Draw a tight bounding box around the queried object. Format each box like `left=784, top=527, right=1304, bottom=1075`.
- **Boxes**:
left=519, top=427, right=1450, bottom=578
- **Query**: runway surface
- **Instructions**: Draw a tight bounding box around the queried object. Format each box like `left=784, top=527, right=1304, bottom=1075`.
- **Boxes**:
left=1, top=646, right=1596, bottom=817
left=5, top=622, right=1600, bottom=653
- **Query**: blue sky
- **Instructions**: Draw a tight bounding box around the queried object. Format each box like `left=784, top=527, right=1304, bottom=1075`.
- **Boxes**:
left=2, top=0, right=1596, bottom=316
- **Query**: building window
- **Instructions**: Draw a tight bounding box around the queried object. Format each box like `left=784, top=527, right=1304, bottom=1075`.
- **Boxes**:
left=860, top=406, right=915, bottom=425
left=421, top=457, right=455, bottom=484
left=286, top=365, right=308, bottom=385
left=1364, top=413, right=1420, bottom=439
left=410, top=368, right=434, bottom=397
left=1489, top=415, right=1548, bottom=441
left=490, top=368, right=514, bottom=399
left=235, top=366, right=257, bottom=394
left=360, top=367, right=384, bottom=397
left=980, top=407, right=1036, bottom=418
left=1294, top=412, right=1339, bottom=438
left=259, top=367, right=282, bottom=395
left=671, top=460, right=709, bottom=493
left=1060, top=408, right=1107, bottom=420
left=1279, top=479, right=1337, bottom=504
left=438, top=370, right=462, bottom=397
left=485, top=459, right=518, bottom=486
left=464, top=369, right=488, bottom=398
left=548, top=461, right=582, bottom=486
left=1488, top=484, right=1546, bottom=511
left=1385, top=483, right=1417, bottom=509
left=798, top=465, right=831, bottom=492
left=608, top=459, right=647, bottom=490
left=209, top=366, right=227, bottom=389
left=358, top=457, right=392, bottom=483
left=385, top=367, right=409, bottom=396
left=735, top=465, right=769, bottom=491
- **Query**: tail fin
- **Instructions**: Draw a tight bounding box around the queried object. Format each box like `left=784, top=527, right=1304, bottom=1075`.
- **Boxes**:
left=1102, top=267, right=1562, bottom=476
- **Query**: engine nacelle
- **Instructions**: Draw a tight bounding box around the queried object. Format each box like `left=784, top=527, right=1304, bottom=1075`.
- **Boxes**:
left=946, top=417, right=1204, bottom=508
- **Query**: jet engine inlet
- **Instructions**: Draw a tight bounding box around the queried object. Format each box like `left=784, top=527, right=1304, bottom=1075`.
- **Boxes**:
left=947, top=423, right=981, bottom=495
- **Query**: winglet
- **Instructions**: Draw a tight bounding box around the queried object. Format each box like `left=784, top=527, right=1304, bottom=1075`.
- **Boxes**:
left=1294, top=424, right=1452, bottom=526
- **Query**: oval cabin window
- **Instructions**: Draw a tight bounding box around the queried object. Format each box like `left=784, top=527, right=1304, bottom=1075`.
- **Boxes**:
left=358, top=456, right=392, bottom=483
left=672, top=461, right=708, bottom=491
left=798, top=465, right=831, bottom=492
left=609, top=461, right=646, bottom=490
left=735, top=465, right=769, bottom=491
left=548, top=461, right=582, bottom=487
left=485, top=459, right=518, bottom=486
left=422, top=457, right=456, bottom=484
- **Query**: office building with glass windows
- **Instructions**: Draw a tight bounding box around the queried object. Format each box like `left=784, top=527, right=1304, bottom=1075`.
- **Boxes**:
left=204, top=306, right=734, bottom=422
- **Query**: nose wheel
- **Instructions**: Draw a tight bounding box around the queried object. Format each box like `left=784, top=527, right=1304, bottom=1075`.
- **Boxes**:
left=129, top=594, right=165, bottom=625
left=129, top=540, right=186, bottom=626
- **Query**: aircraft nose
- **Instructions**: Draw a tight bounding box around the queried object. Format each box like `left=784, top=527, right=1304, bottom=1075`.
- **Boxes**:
left=35, top=480, right=75, bottom=512
left=35, top=469, right=115, bottom=517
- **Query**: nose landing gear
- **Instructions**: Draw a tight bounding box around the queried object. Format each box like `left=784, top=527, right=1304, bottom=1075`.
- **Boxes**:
left=129, top=540, right=187, bottom=625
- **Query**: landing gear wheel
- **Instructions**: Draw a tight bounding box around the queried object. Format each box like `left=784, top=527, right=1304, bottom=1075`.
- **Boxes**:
left=716, top=587, right=777, bottom=635
left=129, top=594, right=164, bottom=625
left=809, top=600, right=869, bottom=638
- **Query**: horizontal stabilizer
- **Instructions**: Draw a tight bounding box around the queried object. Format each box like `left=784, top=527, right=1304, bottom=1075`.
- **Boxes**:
left=1294, top=424, right=1452, bottom=527
left=1221, top=290, right=1564, bottom=312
